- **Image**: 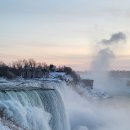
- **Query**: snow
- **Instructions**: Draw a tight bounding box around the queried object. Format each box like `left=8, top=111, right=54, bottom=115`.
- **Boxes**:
left=0, top=72, right=110, bottom=99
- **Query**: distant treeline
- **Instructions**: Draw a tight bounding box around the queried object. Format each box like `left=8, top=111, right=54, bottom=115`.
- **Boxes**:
left=109, top=70, right=130, bottom=78
left=0, top=59, right=80, bottom=81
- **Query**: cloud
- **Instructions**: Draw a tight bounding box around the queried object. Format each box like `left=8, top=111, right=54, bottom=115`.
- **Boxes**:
left=100, top=32, right=126, bottom=45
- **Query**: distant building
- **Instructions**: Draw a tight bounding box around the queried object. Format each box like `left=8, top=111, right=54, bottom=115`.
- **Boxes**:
left=80, top=79, right=93, bottom=89
left=68, top=79, right=94, bottom=89
left=49, top=64, right=56, bottom=72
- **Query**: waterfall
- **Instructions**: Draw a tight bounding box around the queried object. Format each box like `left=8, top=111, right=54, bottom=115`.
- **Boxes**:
left=0, top=87, right=69, bottom=130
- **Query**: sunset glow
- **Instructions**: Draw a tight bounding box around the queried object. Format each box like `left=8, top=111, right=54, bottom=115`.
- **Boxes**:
left=0, top=0, right=130, bottom=70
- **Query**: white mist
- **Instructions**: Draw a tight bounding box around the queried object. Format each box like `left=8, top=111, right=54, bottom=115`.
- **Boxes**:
left=60, top=83, right=130, bottom=130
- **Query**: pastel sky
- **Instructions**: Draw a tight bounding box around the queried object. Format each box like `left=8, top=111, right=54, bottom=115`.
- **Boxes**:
left=0, top=0, right=130, bottom=70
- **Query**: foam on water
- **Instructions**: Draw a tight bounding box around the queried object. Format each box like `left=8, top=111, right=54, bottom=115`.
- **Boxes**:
left=0, top=86, right=69, bottom=130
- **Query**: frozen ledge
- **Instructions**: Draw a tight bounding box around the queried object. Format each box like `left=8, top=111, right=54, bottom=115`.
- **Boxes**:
left=0, top=87, right=55, bottom=92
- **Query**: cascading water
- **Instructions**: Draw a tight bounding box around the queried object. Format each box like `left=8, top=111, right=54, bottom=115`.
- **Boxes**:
left=0, top=79, right=130, bottom=130
left=0, top=86, right=69, bottom=130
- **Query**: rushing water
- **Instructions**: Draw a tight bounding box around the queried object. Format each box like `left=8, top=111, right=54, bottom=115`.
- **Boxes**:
left=0, top=80, right=130, bottom=130
left=0, top=87, right=69, bottom=130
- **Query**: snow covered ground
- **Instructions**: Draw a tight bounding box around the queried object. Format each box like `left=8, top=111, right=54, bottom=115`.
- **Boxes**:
left=0, top=71, right=110, bottom=99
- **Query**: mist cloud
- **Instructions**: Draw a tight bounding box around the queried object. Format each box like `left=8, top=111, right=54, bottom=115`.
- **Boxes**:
left=100, top=32, right=126, bottom=45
